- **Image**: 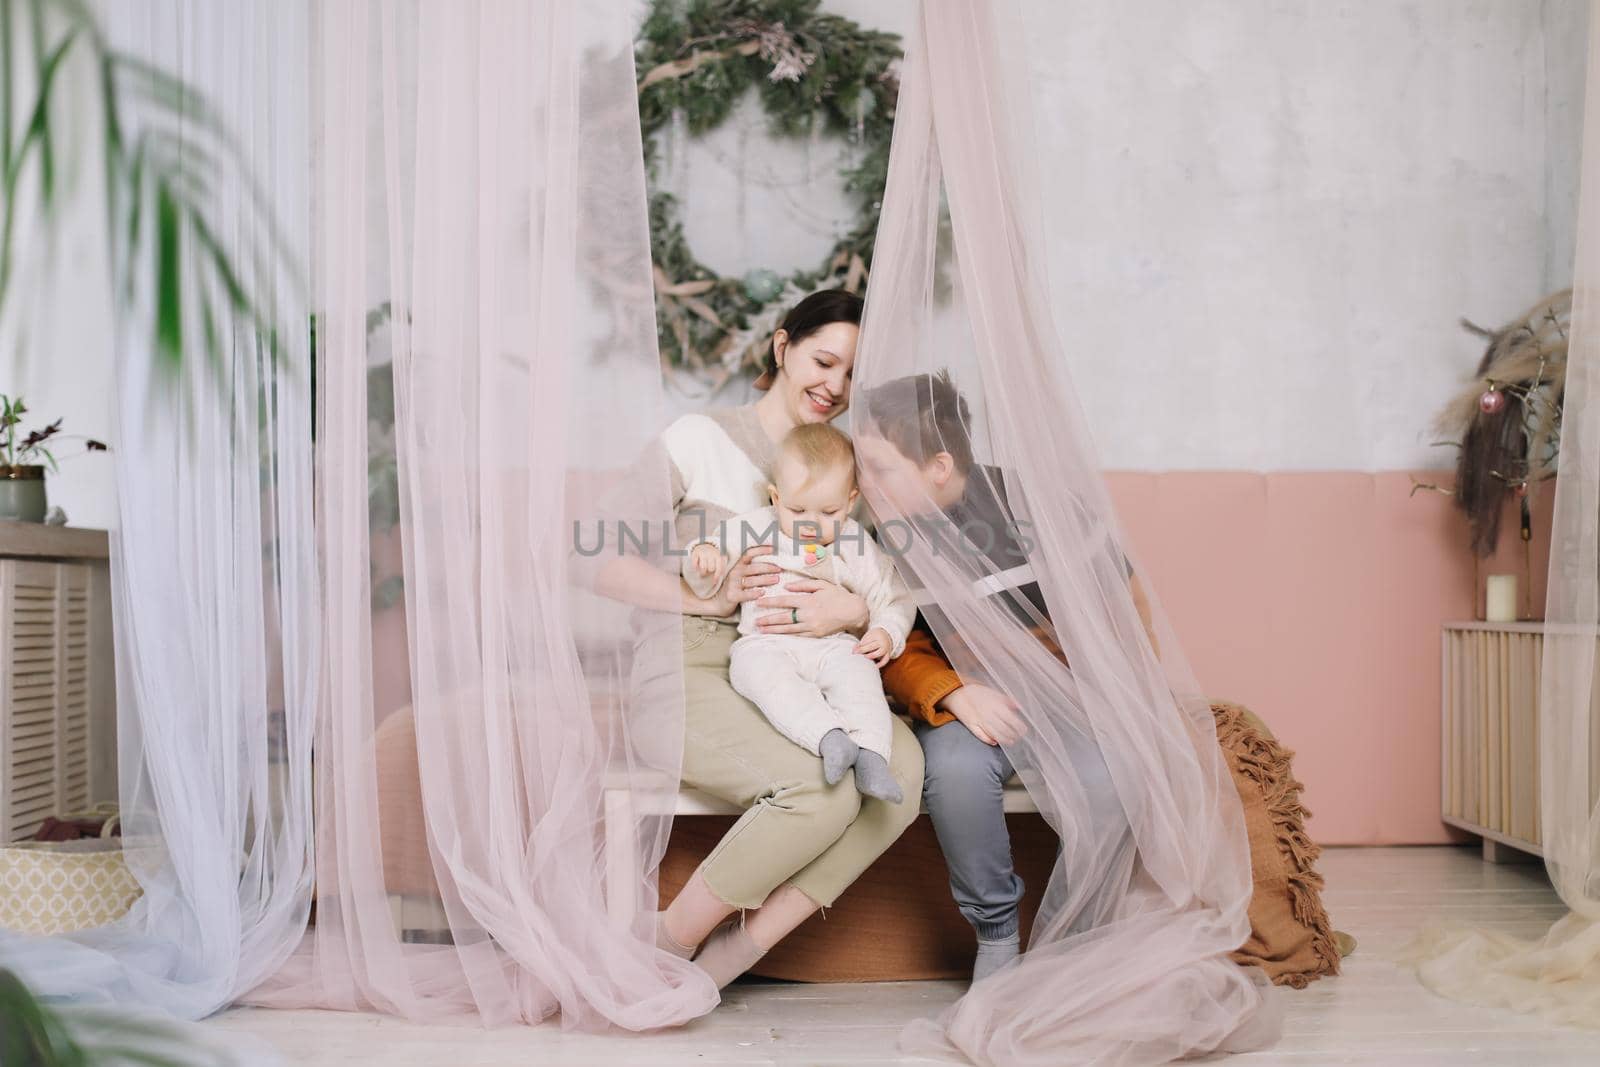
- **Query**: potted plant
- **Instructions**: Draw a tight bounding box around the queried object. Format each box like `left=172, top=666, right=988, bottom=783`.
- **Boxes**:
left=0, top=394, right=106, bottom=523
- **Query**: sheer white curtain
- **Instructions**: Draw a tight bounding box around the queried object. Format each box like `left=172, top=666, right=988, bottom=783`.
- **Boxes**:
left=852, top=2, right=1282, bottom=1062
left=0, top=0, right=317, bottom=1018
left=1407, top=0, right=1600, bottom=1025
left=4, top=0, right=704, bottom=1037
left=249, top=0, right=713, bottom=1029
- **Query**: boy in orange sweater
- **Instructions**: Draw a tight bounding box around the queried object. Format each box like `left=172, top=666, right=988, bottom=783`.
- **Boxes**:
left=856, top=371, right=1147, bottom=983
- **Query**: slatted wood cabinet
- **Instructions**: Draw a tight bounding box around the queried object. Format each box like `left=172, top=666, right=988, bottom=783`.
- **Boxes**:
left=1438, top=621, right=1595, bottom=862
left=0, top=522, right=114, bottom=843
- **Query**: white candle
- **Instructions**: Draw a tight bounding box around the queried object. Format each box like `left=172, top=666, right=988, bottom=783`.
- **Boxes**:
left=1485, top=574, right=1518, bottom=622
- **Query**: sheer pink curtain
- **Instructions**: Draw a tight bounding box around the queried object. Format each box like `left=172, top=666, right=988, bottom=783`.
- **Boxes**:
left=1404, top=0, right=1600, bottom=1025
left=249, top=0, right=714, bottom=1029
left=852, top=3, right=1281, bottom=1062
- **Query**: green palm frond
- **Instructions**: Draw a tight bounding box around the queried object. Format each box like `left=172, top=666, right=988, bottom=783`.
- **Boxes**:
left=0, top=967, right=95, bottom=1066
left=0, top=966, right=251, bottom=1067
left=1, top=0, right=301, bottom=396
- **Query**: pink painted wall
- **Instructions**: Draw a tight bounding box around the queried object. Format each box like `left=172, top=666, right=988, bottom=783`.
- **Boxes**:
left=1105, top=471, right=1553, bottom=846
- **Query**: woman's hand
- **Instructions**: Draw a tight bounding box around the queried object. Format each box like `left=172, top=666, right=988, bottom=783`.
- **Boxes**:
left=698, top=544, right=780, bottom=616
left=939, top=683, right=1028, bottom=746
left=753, top=577, right=869, bottom=638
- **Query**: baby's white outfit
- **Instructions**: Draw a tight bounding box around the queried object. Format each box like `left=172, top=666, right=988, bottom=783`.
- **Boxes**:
left=686, top=506, right=914, bottom=761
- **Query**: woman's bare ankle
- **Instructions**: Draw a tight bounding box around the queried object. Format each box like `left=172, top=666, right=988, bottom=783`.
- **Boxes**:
left=743, top=883, right=821, bottom=951
left=663, top=871, right=738, bottom=949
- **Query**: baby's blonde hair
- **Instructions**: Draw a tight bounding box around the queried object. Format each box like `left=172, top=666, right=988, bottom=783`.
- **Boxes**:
left=776, top=422, right=856, bottom=490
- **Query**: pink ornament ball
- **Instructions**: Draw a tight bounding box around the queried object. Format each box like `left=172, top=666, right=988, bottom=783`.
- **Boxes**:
left=1479, top=389, right=1506, bottom=415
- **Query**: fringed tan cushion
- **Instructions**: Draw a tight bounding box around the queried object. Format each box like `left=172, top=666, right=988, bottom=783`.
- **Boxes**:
left=1214, top=701, right=1343, bottom=987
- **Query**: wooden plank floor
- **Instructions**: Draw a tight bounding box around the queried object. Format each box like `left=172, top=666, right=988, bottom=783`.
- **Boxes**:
left=213, top=846, right=1592, bottom=1065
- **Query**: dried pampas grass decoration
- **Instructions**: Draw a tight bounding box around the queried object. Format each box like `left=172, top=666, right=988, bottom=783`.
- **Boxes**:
left=1427, top=290, right=1568, bottom=557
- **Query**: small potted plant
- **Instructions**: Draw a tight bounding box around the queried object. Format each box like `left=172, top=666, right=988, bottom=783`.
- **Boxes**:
left=1, top=394, right=107, bottom=524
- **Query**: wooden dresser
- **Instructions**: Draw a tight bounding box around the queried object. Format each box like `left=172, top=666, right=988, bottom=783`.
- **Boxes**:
left=0, top=522, right=116, bottom=843
left=1440, top=621, right=1570, bottom=863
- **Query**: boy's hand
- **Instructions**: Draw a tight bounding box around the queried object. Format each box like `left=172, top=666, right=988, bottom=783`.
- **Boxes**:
left=939, top=683, right=1028, bottom=746
left=691, top=542, right=724, bottom=578
left=854, top=627, right=894, bottom=666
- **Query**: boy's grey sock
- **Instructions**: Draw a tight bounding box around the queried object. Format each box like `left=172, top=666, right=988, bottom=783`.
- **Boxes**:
left=820, top=728, right=858, bottom=785
left=853, top=749, right=903, bottom=804
left=972, top=932, right=1021, bottom=984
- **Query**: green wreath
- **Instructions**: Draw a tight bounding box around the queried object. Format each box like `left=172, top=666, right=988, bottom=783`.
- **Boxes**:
left=636, top=0, right=902, bottom=381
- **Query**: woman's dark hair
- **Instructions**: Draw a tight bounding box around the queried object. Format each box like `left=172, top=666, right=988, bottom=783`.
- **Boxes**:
left=762, top=288, right=864, bottom=385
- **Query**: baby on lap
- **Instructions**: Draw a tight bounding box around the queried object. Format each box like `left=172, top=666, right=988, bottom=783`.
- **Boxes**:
left=684, top=423, right=914, bottom=802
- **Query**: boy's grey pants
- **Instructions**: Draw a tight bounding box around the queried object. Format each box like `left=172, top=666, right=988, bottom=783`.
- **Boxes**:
left=915, top=718, right=1125, bottom=942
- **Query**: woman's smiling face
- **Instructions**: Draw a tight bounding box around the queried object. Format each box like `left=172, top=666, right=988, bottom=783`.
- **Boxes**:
left=774, top=320, right=858, bottom=425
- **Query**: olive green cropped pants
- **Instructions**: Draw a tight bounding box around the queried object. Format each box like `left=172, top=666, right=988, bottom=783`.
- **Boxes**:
left=679, top=616, right=924, bottom=909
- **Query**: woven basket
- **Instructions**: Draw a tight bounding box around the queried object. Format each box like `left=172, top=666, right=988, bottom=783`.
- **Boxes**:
left=0, top=808, right=145, bottom=935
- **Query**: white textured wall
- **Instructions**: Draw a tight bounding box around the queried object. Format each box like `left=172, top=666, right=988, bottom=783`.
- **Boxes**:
left=660, top=0, right=1587, bottom=472
left=1543, top=0, right=1589, bottom=291
left=12, top=0, right=1590, bottom=521
left=1034, top=0, right=1583, bottom=471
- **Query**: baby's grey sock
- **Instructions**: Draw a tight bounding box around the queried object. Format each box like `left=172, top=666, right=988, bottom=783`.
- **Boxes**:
left=972, top=932, right=1021, bottom=984
left=820, top=728, right=858, bottom=785
left=853, top=749, right=903, bottom=804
